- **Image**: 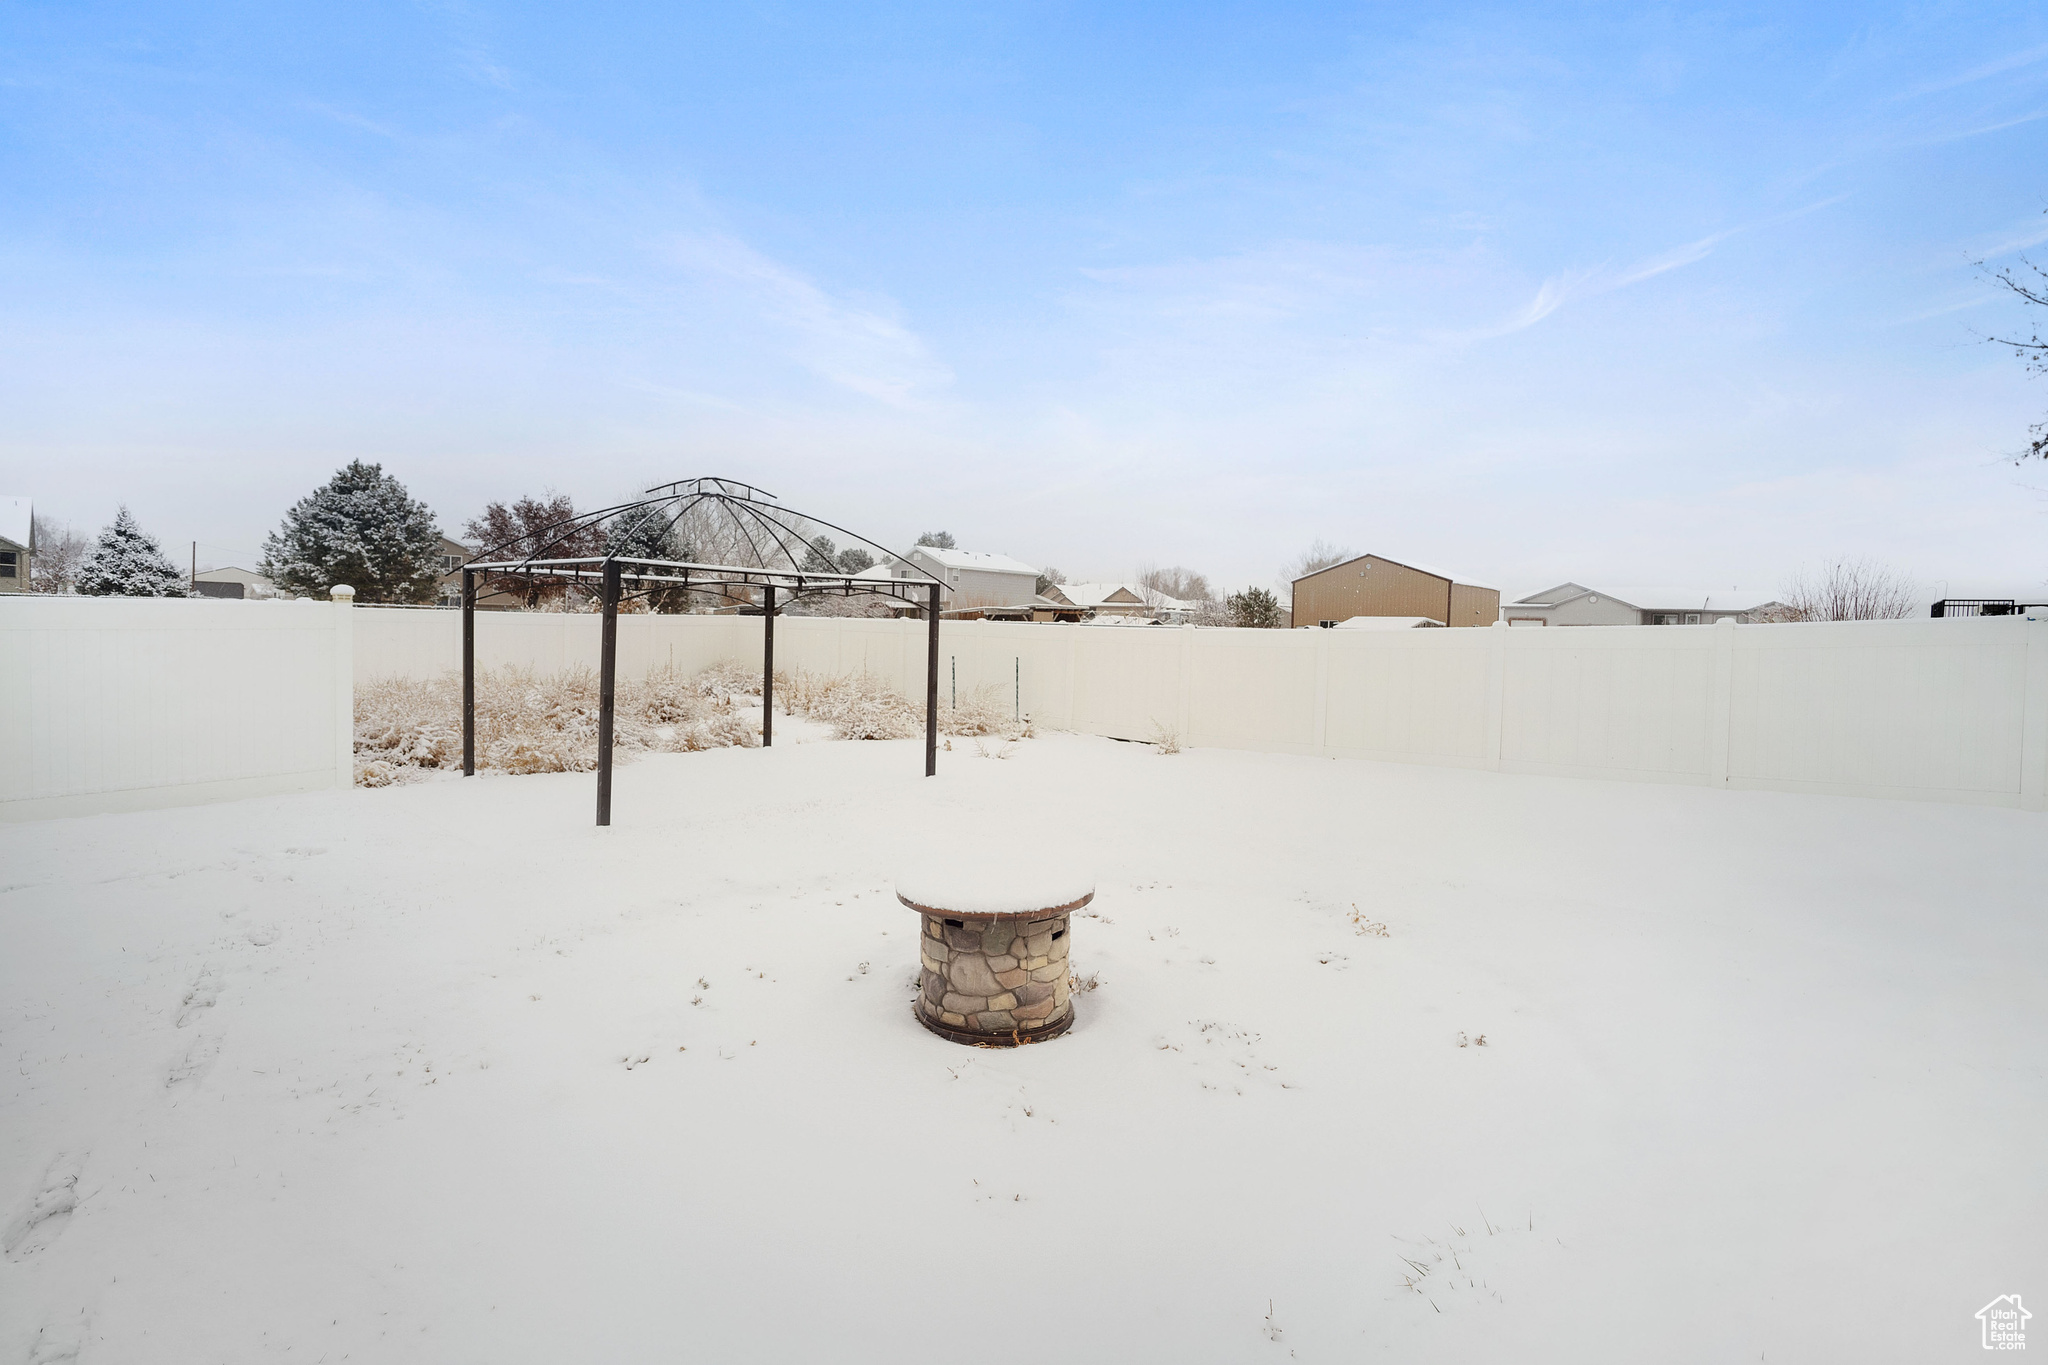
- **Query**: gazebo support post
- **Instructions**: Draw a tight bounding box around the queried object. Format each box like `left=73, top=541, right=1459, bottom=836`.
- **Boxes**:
left=762, top=583, right=776, bottom=747
left=461, top=567, right=476, bottom=776
left=596, top=558, right=622, bottom=827
left=925, top=582, right=940, bottom=776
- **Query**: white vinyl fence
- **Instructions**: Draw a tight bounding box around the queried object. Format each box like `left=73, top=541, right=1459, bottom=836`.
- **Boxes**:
left=3, top=599, right=2040, bottom=821
left=1, top=595, right=354, bottom=822
left=361, top=608, right=2048, bottom=812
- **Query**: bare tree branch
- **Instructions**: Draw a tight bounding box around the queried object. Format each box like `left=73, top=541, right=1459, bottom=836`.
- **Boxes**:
left=1779, top=558, right=1918, bottom=621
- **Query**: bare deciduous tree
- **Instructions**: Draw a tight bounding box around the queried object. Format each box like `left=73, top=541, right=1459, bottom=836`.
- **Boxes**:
left=1780, top=559, right=1918, bottom=621
left=29, top=513, right=88, bottom=593
left=1135, top=563, right=1214, bottom=605
left=1283, top=539, right=1354, bottom=584
left=1982, top=211, right=2048, bottom=462
left=466, top=493, right=605, bottom=608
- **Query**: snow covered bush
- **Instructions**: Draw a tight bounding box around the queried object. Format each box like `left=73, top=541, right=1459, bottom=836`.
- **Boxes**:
left=775, top=669, right=1030, bottom=742
left=695, top=660, right=763, bottom=698
left=74, top=507, right=188, bottom=597
left=261, top=461, right=443, bottom=604
left=798, top=672, right=924, bottom=740
left=354, top=665, right=759, bottom=783
left=941, top=684, right=1030, bottom=739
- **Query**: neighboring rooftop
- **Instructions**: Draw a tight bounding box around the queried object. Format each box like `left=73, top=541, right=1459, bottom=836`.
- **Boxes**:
left=907, top=545, right=1040, bottom=576
left=1333, top=615, right=1445, bottom=629
left=1298, top=553, right=1498, bottom=591
left=1575, top=586, right=1779, bottom=612
left=1049, top=582, right=1148, bottom=609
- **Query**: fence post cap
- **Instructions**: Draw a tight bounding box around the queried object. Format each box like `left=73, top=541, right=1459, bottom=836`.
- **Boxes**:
left=330, top=585, right=356, bottom=604
left=1715, top=614, right=1735, bottom=629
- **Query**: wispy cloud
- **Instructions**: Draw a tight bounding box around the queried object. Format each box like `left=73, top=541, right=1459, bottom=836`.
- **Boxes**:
left=1479, top=233, right=1723, bottom=338
left=460, top=52, right=517, bottom=91
left=1912, top=109, right=2048, bottom=146
left=1900, top=42, right=2048, bottom=98
left=1480, top=197, right=1850, bottom=339
left=665, top=235, right=951, bottom=406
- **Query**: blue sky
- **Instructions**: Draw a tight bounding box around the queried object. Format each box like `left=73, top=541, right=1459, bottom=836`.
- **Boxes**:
left=4, top=2, right=2046, bottom=598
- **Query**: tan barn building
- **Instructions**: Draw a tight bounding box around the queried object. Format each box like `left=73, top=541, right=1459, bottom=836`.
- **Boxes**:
left=1290, top=554, right=1499, bottom=629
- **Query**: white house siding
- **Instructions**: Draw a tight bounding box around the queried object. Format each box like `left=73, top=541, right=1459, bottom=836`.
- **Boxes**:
left=1530, top=596, right=1642, bottom=627
left=904, top=550, right=1037, bottom=611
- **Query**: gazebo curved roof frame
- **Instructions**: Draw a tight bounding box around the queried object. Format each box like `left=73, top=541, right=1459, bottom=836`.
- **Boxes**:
left=458, top=476, right=953, bottom=825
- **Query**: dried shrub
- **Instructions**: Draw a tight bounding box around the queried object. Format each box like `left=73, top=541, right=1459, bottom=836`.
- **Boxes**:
left=354, top=663, right=760, bottom=784
left=800, top=672, right=923, bottom=740
left=777, top=671, right=1031, bottom=742
left=943, top=685, right=1030, bottom=739
left=694, top=659, right=761, bottom=698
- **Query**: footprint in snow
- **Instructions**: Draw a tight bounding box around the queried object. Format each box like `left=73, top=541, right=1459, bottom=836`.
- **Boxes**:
left=175, top=966, right=220, bottom=1027
left=2, top=1152, right=86, bottom=1259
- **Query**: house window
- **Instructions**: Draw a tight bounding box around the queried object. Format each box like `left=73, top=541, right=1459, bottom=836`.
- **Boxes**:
left=1686, top=613, right=1700, bottom=624
left=0, top=551, right=15, bottom=578
left=441, top=554, right=460, bottom=574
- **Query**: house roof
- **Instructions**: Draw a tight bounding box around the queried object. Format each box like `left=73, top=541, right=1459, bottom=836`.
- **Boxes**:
left=1333, top=615, right=1444, bottom=629
left=1594, top=586, right=1782, bottom=613
left=909, top=546, right=1040, bottom=576
left=0, top=496, right=29, bottom=550
left=1509, top=581, right=1592, bottom=605
left=1296, top=553, right=1498, bottom=592
left=194, top=566, right=275, bottom=587
left=1508, top=583, right=1786, bottom=613
left=1053, top=582, right=1148, bottom=608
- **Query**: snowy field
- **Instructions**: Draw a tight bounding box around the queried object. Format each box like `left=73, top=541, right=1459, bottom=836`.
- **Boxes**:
left=3, top=731, right=2043, bottom=1362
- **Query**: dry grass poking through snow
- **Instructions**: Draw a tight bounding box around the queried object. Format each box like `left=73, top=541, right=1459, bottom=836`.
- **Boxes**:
left=777, top=669, right=1032, bottom=744
left=355, top=665, right=758, bottom=785
left=356, top=663, right=1031, bottom=784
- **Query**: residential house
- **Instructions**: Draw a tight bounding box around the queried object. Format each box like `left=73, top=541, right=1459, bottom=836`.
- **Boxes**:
left=193, top=566, right=278, bottom=600
left=1290, top=554, right=1499, bottom=628
left=432, top=535, right=534, bottom=610
left=893, top=546, right=1041, bottom=612
left=1041, top=582, right=1153, bottom=618
left=0, top=496, right=29, bottom=594
left=1500, top=583, right=1787, bottom=626
left=435, top=535, right=474, bottom=607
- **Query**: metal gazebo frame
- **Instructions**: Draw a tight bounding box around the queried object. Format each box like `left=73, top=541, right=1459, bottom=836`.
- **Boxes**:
left=459, top=477, right=951, bottom=826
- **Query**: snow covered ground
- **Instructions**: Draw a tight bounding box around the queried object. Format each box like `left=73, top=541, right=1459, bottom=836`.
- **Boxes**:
left=3, top=731, right=2043, bottom=1362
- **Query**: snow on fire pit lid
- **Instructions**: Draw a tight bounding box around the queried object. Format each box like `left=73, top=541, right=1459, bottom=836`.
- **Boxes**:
left=894, top=858, right=1095, bottom=919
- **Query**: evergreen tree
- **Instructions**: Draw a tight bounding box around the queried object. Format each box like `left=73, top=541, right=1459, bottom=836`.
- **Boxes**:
left=800, top=534, right=839, bottom=573
left=75, top=507, right=188, bottom=597
left=605, top=508, right=693, bottom=612
left=261, top=462, right=442, bottom=604
left=835, top=546, right=876, bottom=574
left=1226, top=586, right=1283, bottom=628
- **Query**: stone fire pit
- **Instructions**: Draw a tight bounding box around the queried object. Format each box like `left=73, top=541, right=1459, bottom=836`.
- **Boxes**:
left=897, top=867, right=1092, bottom=1046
